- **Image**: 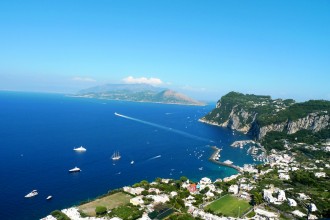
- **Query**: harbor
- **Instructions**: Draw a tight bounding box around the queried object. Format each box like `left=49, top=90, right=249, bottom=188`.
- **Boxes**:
left=208, top=146, right=242, bottom=172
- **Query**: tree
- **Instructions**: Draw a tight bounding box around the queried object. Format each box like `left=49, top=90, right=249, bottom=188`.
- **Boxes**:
left=51, top=210, right=70, bottom=220
left=252, top=192, right=263, bottom=205
left=95, top=206, right=107, bottom=216
left=180, top=176, right=188, bottom=182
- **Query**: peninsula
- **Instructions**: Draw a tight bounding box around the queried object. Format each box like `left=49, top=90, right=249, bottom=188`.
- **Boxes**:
left=74, top=84, right=205, bottom=106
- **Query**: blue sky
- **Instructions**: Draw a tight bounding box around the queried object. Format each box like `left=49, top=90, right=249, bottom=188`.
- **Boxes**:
left=0, top=0, right=329, bottom=101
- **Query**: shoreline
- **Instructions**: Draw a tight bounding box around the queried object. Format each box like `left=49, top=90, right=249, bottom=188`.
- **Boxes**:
left=68, top=95, right=207, bottom=106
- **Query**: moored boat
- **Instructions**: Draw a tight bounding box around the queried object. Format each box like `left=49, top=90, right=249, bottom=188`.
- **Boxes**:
left=46, top=195, right=52, bottom=200
left=223, top=159, right=233, bottom=165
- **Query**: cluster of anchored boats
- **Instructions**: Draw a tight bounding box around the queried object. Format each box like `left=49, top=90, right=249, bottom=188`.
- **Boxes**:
left=25, top=146, right=124, bottom=199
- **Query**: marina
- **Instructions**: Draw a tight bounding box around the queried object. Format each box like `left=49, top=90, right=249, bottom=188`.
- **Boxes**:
left=209, top=146, right=242, bottom=172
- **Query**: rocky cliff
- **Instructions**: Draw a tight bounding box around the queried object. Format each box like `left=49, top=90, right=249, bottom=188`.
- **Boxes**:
left=200, top=92, right=330, bottom=140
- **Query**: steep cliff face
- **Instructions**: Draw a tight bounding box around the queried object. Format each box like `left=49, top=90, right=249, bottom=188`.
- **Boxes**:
left=287, top=113, right=329, bottom=134
left=200, top=92, right=330, bottom=140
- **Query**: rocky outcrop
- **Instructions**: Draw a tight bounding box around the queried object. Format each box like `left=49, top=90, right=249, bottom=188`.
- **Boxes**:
left=287, top=113, right=329, bottom=134
left=201, top=92, right=330, bottom=140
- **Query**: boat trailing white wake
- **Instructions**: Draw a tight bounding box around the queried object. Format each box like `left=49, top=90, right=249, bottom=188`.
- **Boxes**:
left=147, top=155, right=162, bottom=161
left=114, top=112, right=212, bottom=143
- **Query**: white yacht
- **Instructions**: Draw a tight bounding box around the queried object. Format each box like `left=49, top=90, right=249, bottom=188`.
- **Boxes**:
left=111, top=151, right=121, bottom=160
left=73, top=146, right=86, bottom=152
left=46, top=195, right=52, bottom=200
left=223, top=160, right=233, bottom=165
left=25, top=190, right=38, bottom=198
left=69, top=167, right=81, bottom=172
left=130, top=160, right=134, bottom=164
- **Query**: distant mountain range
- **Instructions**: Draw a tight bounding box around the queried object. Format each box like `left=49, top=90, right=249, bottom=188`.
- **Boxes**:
left=76, top=84, right=205, bottom=106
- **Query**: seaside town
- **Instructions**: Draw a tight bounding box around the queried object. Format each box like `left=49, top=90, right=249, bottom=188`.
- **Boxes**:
left=42, top=138, right=330, bottom=220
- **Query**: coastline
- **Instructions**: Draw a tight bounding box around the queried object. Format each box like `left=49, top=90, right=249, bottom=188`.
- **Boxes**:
left=67, top=95, right=206, bottom=106
left=198, top=118, right=224, bottom=127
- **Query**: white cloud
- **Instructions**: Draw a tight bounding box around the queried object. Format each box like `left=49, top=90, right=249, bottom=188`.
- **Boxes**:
left=122, top=76, right=163, bottom=86
left=72, top=77, right=96, bottom=82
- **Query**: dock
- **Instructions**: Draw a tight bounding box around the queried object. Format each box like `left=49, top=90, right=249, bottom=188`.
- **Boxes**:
left=209, top=146, right=242, bottom=172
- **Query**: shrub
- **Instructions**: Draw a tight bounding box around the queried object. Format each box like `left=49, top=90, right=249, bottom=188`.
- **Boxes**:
left=51, top=210, right=70, bottom=220
left=95, top=206, right=107, bottom=216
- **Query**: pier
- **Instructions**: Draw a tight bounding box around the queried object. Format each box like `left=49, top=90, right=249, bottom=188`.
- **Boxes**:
left=209, top=146, right=242, bottom=172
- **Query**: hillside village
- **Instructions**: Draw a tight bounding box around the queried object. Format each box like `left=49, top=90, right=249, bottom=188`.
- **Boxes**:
left=43, top=138, right=329, bottom=220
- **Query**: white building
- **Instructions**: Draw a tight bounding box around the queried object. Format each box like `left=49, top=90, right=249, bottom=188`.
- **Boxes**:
left=123, top=186, right=145, bottom=195
left=263, top=189, right=276, bottom=203
left=223, top=174, right=240, bottom=182
left=279, top=173, right=290, bottom=180
left=170, top=191, right=178, bottom=197
left=205, top=191, right=215, bottom=199
left=315, top=172, right=326, bottom=178
left=298, top=193, right=310, bottom=200
left=292, top=210, right=306, bottom=218
left=278, top=190, right=286, bottom=202
left=228, top=184, right=239, bottom=195
left=146, top=194, right=169, bottom=204
left=130, top=196, right=144, bottom=206
left=148, top=188, right=161, bottom=194
left=310, top=203, right=317, bottom=212
left=254, top=208, right=279, bottom=220
left=287, top=198, right=297, bottom=207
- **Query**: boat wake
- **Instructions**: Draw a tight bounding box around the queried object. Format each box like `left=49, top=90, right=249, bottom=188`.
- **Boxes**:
left=114, top=112, right=212, bottom=143
left=148, top=155, right=162, bottom=160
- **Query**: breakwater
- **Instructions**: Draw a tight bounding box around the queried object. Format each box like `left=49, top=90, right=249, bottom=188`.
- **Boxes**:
left=209, top=146, right=242, bottom=172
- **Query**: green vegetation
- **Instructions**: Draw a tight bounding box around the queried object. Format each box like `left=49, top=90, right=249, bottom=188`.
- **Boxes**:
left=205, top=195, right=252, bottom=217
left=202, top=92, right=330, bottom=142
left=95, top=206, right=107, bottom=216
left=108, top=204, right=143, bottom=219
left=50, top=210, right=70, bottom=220
left=167, top=213, right=198, bottom=220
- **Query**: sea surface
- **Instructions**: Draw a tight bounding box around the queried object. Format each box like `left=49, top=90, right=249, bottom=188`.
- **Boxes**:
left=0, top=91, right=255, bottom=220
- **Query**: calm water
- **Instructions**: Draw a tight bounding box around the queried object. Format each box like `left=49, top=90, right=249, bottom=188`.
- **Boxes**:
left=0, top=92, right=254, bottom=220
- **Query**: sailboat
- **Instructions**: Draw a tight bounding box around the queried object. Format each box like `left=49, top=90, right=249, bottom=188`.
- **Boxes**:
left=111, top=151, right=121, bottom=160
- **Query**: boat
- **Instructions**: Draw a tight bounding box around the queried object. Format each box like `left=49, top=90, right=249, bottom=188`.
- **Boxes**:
left=46, top=195, right=52, bottom=200
left=111, top=151, right=121, bottom=160
left=199, top=167, right=203, bottom=171
left=223, top=160, right=233, bottom=165
left=130, top=160, right=134, bottom=164
left=69, top=166, right=81, bottom=172
left=25, top=190, right=38, bottom=198
left=73, top=146, right=86, bottom=152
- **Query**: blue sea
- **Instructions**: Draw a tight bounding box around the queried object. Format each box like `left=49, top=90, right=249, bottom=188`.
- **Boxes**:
left=0, top=92, right=254, bottom=220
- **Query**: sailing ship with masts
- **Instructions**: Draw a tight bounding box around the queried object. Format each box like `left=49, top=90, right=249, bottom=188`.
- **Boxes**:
left=111, top=151, right=121, bottom=160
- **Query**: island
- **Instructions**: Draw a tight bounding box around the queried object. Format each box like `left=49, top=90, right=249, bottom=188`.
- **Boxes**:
left=43, top=92, right=330, bottom=220
left=73, top=83, right=205, bottom=106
